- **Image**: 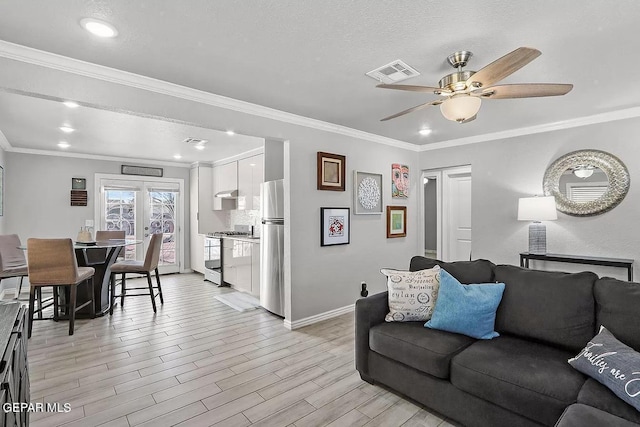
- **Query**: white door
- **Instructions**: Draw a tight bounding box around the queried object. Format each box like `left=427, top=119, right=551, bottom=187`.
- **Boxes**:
left=96, top=176, right=183, bottom=274
left=422, top=166, right=472, bottom=262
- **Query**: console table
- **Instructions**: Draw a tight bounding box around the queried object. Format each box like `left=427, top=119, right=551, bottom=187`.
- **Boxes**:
left=520, top=252, right=634, bottom=281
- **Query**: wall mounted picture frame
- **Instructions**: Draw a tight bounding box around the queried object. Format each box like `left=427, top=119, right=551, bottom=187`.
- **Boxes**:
left=72, top=177, right=87, bottom=190
left=317, top=152, right=346, bottom=191
left=354, top=171, right=383, bottom=215
left=387, top=206, right=407, bottom=238
left=391, top=163, right=409, bottom=199
left=321, top=207, right=350, bottom=246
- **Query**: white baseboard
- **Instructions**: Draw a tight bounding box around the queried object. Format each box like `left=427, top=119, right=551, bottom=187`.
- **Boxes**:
left=283, top=304, right=354, bottom=330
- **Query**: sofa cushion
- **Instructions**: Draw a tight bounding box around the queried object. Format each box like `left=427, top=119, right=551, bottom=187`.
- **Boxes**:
left=578, top=379, right=640, bottom=424
left=369, top=321, right=475, bottom=379
left=569, top=326, right=640, bottom=413
left=425, top=269, right=505, bottom=339
left=451, top=335, right=586, bottom=426
left=555, top=404, right=639, bottom=427
left=494, top=265, right=597, bottom=352
left=381, top=266, right=441, bottom=322
left=409, top=256, right=495, bottom=284
left=595, top=277, right=640, bottom=351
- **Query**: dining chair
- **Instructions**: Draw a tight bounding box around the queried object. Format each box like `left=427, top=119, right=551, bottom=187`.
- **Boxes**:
left=109, top=233, right=164, bottom=314
left=84, top=230, right=126, bottom=265
left=26, top=238, right=95, bottom=337
left=0, top=234, right=29, bottom=299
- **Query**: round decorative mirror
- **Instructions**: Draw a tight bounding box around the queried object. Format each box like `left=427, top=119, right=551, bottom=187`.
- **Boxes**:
left=543, top=149, right=630, bottom=216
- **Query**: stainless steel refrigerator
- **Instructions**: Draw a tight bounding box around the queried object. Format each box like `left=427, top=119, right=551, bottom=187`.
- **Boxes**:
left=260, top=179, right=285, bottom=316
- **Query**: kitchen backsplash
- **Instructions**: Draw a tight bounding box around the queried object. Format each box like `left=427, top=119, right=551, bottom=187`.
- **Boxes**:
left=228, top=209, right=260, bottom=232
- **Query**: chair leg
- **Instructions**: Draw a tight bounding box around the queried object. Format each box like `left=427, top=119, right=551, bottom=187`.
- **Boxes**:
left=69, top=284, right=77, bottom=336
left=109, top=274, right=115, bottom=316
left=146, top=273, right=157, bottom=313
left=155, top=268, right=164, bottom=305
left=27, top=286, right=36, bottom=339
left=36, top=287, right=43, bottom=319
left=16, top=277, right=24, bottom=300
left=120, top=273, right=126, bottom=307
left=88, top=278, right=96, bottom=319
left=53, top=286, right=59, bottom=321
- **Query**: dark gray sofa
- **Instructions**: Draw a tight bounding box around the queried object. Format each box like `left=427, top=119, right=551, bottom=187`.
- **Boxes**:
left=355, top=256, right=640, bottom=427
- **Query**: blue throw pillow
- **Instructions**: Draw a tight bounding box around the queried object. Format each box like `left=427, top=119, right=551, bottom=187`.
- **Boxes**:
left=569, top=326, right=640, bottom=412
left=425, top=269, right=505, bottom=339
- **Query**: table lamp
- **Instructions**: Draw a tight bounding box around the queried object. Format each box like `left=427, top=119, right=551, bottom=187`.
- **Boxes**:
left=517, top=196, right=557, bottom=254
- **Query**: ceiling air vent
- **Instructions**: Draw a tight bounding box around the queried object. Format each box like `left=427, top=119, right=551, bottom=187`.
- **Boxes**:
left=183, top=138, right=208, bottom=145
left=366, top=60, right=420, bottom=84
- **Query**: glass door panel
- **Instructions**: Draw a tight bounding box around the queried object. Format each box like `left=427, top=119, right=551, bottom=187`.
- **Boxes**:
left=99, top=178, right=181, bottom=273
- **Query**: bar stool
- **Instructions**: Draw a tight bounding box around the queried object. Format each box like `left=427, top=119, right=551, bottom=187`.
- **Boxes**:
left=0, top=234, right=29, bottom=300
left=83, top=230, right=126, bottom=265
left=26, top=238, right=95, bottom=337
left=109, top=233, right=164, bottom=314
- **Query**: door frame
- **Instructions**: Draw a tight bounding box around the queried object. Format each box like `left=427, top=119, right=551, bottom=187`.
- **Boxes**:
left=94, top=173, right=186, bottom=273
left=420, top=165, right=472, bottom=261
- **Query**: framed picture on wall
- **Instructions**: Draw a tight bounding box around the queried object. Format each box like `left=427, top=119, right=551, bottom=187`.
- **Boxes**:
left=317, top=152, right=346, bottom=191
left=386, top=206, right=407, bottom=238
left=354, top=171, right=383, bottom=214
left=391, top=163, right=409, bottom=198
left=320, top=207, right=350, bottom=246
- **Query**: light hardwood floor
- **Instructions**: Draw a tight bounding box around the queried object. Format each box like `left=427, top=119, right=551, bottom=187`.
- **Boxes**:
left=20, top=273, right=457, bottom=427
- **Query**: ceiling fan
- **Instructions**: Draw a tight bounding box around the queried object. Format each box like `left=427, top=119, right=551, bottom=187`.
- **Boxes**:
left=378, top=47, right=573, bottom=123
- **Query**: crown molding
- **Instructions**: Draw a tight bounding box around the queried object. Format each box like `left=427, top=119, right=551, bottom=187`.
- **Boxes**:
left=8, top=147, right=191, bottom=168
left=420, top=107, right=640, bottom=152
left=212, top=146, right=265, bottom=166
left=0, top=129, right=11, bottom=151
left=0, top=41, right=417, bottom=152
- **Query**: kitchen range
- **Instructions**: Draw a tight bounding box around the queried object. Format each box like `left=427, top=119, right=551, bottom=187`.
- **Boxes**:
left=205, top=225, right=261, bottom=297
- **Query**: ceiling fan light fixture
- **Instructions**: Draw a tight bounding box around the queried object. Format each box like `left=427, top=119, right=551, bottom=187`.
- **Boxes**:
left=440, top=95, right=481, bottom=123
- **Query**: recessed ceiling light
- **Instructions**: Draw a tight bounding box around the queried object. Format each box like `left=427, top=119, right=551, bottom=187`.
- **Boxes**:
left=195, top=145, right=205, bottom=151
left=226, top=130, right=235, bottom=136
left=173, top=154, right=182, bottom=159
left=59, top=126, right=75, bottom=133
left=80, top=18, right=118, bottom=38
left=419, top=128, right=432, bottom=136
left=63, top=101, right=79, bottom=108
left=58, top=142, right=70, bottom=149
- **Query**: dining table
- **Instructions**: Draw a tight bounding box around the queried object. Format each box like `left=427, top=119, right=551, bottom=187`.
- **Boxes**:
left=74, top=239, right=142, bottom=316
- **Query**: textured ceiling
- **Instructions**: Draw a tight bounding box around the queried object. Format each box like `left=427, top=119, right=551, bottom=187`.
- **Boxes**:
left=0, top=0, right=639, bottom=163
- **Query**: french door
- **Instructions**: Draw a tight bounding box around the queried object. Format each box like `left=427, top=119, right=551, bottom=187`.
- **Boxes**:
left=95, top=175, right=184, bottom=274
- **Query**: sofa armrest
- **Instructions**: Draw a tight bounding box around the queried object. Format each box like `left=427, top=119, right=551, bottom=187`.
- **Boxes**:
left=355, top=291, right=388, bottom=379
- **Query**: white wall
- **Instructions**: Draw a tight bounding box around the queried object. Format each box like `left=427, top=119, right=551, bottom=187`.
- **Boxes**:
left=419, top=117, right=640, bottom=280
left=0, top=147, right=5, bottom=235
left=287, top=134, right=419, bottom=322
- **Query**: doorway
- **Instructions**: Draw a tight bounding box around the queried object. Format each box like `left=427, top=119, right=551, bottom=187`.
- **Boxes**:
left=94, top=174, right=185, bottom=274
left=422, top=166, right=472, bottom=262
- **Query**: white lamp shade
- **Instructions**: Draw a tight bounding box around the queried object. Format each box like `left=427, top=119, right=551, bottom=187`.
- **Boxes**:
left=440, top=95, right=482, bottom=122
left=517, top=196, right=558, bottom=221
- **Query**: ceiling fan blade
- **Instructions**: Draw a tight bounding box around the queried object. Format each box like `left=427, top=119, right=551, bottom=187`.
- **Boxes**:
left=380, top=99, right=443, bottom=121
left=472, top=83, right=573, bottom=99
left=466, top=47, right=541, bottom=89
left=377, top=83, right=450, bottom=94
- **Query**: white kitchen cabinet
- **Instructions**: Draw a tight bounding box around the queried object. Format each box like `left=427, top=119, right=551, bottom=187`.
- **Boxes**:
left=222, top=240, right=237, bottom=286
left=212, top=161, right=238, bottom=210
left=237, top=154, right=264, bottom=211
left=251, top=241, right=260, bottom=297
left=221, top=238, right=260, bottom=296
left=190, top=164, right=221, bottom=274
